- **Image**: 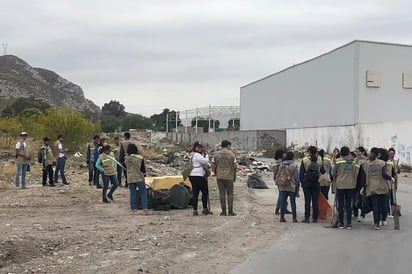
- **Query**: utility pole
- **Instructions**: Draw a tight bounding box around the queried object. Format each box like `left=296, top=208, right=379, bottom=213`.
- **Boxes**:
left=2, top=43, right=8, bottom=55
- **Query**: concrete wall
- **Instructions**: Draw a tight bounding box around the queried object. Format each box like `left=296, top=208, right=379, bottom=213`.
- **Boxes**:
left=287, top=120, right=412, bottom=166
left=358, top=42, right=412, bottom=124
left=161, top=130, right=286, bottom=151
left=240, top=42, right=356, bottom=130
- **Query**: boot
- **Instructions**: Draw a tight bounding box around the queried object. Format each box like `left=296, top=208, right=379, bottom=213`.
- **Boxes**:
left=228, top=211, right=237, bottom=216
left=293, top=217, right=297, bottom=223
left=275, top=208, right=280, bottom=215
left=193, top=210, right=198, bottom=216
left=280, top=216, right=286, bottom=222
left=220, top=210, right=227, bottom=216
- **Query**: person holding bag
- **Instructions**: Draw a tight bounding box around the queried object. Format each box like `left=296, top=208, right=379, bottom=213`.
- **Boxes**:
left=189, top=142, right=211, bottom=216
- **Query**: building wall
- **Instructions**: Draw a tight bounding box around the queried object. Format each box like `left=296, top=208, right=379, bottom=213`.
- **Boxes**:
left=240, top=43, right=356, bottom=131
left=358, top=42, right=412, bottom=124
left=287, top=120, right=412, bottom=166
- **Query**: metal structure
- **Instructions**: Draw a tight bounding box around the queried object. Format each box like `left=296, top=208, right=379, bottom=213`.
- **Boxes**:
left=178, top=105, right=240, bottom=133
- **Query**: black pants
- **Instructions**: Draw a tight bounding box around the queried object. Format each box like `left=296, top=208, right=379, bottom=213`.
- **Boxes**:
left=42, top=164, right=54, bottom=185
left=189, top=176, right=209, bottom=211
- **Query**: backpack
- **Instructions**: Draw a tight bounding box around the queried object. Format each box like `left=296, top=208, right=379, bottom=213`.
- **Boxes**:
left=275, top=164, right=292, bottom=186
left=306, top=160, right=320, bottom=183
left=38, top=147, right=45, bottom=164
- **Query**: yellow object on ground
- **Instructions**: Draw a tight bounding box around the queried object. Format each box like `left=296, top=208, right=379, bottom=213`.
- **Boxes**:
left=146, top=175, right=191, bottom=190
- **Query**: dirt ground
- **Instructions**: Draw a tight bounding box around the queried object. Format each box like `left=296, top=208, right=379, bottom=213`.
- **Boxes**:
left=0, top=158, right=287, bottom=274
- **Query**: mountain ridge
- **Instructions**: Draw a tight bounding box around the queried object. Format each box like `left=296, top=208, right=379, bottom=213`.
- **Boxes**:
left=0, top=55, right=100, bottom=117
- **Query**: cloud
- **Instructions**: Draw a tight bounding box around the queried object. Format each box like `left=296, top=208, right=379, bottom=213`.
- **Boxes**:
left=1, top=0, right=412, bottom=116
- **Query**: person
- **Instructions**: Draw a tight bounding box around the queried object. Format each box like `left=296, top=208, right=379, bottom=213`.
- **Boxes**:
left=95, top=145, right=119, bottom=203
left=188, top=141, right=211, bottom=216
left=273, top=149, right=291, bottom=215
left=332, top=147, right=340, bottom=164
left=332, top=146, right=357, bottom=229
left=277, top=151, right=300, bottom=223
left=86, top=135, right=101, bottom=187
left=54, top=135, right=69, bottom=185
left=318, top=149, right=332, bottom=200
left=112, top=136, right=123, bottom=186
left=387, top=147, right=400, bottom=217
left=212, top=140, right=237, bottom=216
left=353, top=146, right=368, bottom=222
left=379, top=148, right=395, bottom=221
left=358, top=147, right=393, bottom=230
left=15, top=131, right=30, bottom=189
left=125, top=143, right=148, bottom=214
left=299, top=146, right=321, bottom=223
left=40, top=137, right=55, bottom=187
left=119, top=132, right=133, bottom=188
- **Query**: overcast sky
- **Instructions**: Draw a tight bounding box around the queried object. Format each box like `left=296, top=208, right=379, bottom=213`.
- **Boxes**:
left=1, top=0, right=411, bottom=117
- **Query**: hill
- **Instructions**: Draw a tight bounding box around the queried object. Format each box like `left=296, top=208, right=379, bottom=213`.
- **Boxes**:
left=0, top=55, right=100, bottom=116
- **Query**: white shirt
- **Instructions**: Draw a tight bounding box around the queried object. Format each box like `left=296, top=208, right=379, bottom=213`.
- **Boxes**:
left=190, top=152, right=209, bottom=176
left=58, top=142, right=65, bottom=158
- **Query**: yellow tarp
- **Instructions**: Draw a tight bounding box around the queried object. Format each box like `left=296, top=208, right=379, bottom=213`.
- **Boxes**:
left=146, top=175, right=191, bottom=190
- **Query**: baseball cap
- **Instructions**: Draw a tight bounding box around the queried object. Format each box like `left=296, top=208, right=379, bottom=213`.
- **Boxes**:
left=21, top=131, right=28, bottom=136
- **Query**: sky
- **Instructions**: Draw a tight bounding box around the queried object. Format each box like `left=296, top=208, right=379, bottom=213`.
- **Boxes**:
left=1, top=0, right=412, bottom=117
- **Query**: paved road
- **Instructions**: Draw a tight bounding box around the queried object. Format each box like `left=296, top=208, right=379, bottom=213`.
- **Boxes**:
left=231, top=184, right=412, bottom=274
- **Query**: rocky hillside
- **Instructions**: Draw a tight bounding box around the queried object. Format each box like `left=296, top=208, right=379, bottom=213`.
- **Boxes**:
left=0, top=55, right=100, bottom=116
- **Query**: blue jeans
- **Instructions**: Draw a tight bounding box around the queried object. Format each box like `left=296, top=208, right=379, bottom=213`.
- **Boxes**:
left=102, top=174, right=119, bottom=202
left=129, top=182, right=147, bottom=210
left=370, top=194, right=388, bottom=225
left=54, top=157, right=67, bottom=184
left=303, top=185, right=319, bottom=220
left=279, top=191, right=296, bottom=218
left=337, top=188, right=353, bottom=225
left=15, top=163, right=28, bottom=187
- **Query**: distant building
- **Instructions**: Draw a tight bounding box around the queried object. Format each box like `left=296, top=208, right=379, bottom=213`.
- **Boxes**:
left=240, top=40, right=412, bottom=165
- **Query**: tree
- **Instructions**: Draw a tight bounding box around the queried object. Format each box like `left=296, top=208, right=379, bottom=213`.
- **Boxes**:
left=100, top=115, right=120, bottom=133
left=150, top=108, right=181, bottom=131
left=191, top=117, right=220, bottom=133
left=227, top=118, right=240, bottom=131
left=121, top=114, right=152, bottom=131
left=31, top=106, right=100, bottom=151
left=0, top=117, right=22, bottom=148
left=102, top=100, right=126, bottom=118
left=1, top=97, right=50, bottom=117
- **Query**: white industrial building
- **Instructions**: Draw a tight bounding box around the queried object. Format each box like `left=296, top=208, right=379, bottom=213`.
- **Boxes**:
left=240, top=40, right=412, bottom=166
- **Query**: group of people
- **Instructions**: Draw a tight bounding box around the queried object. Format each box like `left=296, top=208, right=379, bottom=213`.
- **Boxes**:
left=15, top=132, right=69, bottom=189
left=86, top=132, right=149, bottom=214
left=273, top=145, right=400, bottom=230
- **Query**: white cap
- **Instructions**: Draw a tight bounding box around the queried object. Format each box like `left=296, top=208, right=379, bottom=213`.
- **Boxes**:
left=21, top=131, right=28, bottom=136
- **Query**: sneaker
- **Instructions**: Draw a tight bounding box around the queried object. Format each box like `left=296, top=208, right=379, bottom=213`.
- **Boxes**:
left=202, top=209, right=211, bottom=215
left=346, top=224, right=352, bottom=230
left=387, top=214, right=394, bottom=218
left=302, top=218, right=310, bottom=223
left=275, top=208, right=280, bottom=215
left=220, top=211, right=227, bottom=216
left=312, top=219, right=318, bottom=223
left=193, top=210, right=198, bottom=216
left=373, top=224, right=380, bottom=230
left=382, top=220, right=387, bottom=226
left=228, top=211, right=237, bottom=216
left=280, top=217, right=286, bottom=222
left=357, top=216, right=365, bottom=223
left=285, top=209, right=292, bottom=215
left=293, top=218, right=298, bottom=223
left=338, top=224, right=345, bottom=229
